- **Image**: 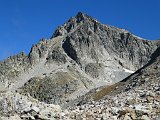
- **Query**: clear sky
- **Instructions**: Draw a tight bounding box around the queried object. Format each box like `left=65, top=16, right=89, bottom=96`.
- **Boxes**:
left=0, top=0, right=160, bottom=60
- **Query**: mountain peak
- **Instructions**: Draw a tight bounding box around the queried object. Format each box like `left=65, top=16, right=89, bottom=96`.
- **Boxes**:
left=76, top=11, right=84, bottom=15
left=75, top=12, right=88, bottom=22
left=52, top=12, right=96, bottom=38
left=52, top=12, right=128, bottom=38
left=76, top=12, right=85, bottom=18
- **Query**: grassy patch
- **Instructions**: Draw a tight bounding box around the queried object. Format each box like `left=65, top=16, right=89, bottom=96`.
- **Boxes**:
left=93, top=83, right=120, bottom=101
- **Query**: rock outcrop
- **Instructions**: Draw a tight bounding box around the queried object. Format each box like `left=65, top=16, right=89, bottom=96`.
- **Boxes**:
left=54, top=12, right=159, bottom=71
left=0, top=91, right=62, bottom=120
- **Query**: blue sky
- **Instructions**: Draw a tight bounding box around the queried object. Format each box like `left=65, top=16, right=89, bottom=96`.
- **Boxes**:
left=0, top=0, right=160, bottom=60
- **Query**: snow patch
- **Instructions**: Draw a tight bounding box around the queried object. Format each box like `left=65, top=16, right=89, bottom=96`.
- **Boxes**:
left=123, top=68, right=134, bottom=73
left=132, top=35, right=146, bottom=40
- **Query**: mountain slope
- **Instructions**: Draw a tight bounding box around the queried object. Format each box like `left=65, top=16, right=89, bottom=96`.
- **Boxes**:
left=92, top=46, right=160, bottom=100
left=63, top=47, right=160, bottom=120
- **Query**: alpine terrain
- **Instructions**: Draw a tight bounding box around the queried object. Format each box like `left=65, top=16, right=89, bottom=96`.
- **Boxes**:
left=0, top=12, right=159, bottom=120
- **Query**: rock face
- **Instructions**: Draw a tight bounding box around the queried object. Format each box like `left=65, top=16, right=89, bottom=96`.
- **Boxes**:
left=0, top=12, right=159, bottom=106
left=63, top=46, right=160, bottom=120
left=54, top=12, right=159, bottom=71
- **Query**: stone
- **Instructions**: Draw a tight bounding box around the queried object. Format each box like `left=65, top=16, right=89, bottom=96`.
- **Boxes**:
left=31, top=106, right=40, bottom=113
left=141, top=115, right=150, bottom=120
left=1, top=114, right=22, bottom=120
left=124, top=113, right=132, bottom=120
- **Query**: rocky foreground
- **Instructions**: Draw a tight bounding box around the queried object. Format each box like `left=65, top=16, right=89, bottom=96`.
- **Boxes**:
left=66, top=77, right=160, bottom=120
left=0, top=75, right=159, bottom=120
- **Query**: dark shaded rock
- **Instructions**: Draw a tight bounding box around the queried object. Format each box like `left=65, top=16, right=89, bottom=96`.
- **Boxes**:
left=46, top=50, right=67, bottom=64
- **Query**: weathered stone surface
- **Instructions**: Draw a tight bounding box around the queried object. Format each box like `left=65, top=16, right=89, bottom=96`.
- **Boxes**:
left=0, top=91, right=62, bottom=120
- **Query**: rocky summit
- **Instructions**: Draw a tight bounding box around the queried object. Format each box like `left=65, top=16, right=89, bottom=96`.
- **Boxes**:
left=0, top=12, right=160, bottom=120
